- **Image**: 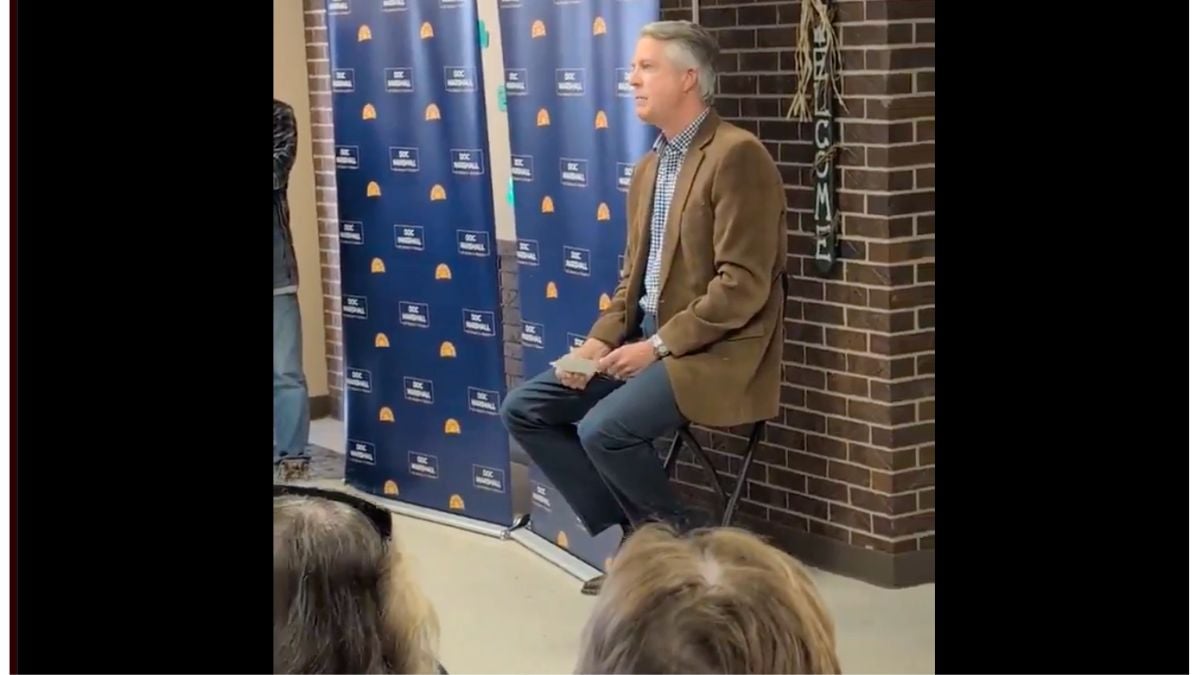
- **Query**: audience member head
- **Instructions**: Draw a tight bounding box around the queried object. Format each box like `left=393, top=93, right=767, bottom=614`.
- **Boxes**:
left=576, top=523, right=841, bottom=674
left=273, top=494, right=439, bottom=674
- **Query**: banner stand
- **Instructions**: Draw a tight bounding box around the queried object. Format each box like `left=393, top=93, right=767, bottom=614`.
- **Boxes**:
left=510, top=525, right=603, bottom=581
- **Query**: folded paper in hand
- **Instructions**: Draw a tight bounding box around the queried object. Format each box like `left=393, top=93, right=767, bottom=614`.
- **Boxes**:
left=551, top=353, right=597, bottom=377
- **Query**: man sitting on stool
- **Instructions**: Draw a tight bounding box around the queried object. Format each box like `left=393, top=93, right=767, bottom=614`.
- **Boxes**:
left=500, top=20, right=787, bottom=595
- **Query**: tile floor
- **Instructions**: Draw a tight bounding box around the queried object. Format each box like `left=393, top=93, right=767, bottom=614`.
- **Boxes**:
left=304, top=417, right=935, bottom=673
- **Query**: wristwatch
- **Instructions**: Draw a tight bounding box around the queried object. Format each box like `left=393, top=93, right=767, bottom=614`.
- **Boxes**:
left=649, top=333, right=670, bottom=359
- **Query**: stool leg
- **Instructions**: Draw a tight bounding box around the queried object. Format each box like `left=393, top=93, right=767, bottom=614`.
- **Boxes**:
left=721, top=422, right=765, bottom=526
left=662, top=431, right=684, bottom=471
left=679, top=428, right=729, bottom=516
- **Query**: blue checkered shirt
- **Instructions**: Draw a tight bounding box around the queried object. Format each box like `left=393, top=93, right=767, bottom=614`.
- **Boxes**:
left=639, top=108, right=711, bottom=318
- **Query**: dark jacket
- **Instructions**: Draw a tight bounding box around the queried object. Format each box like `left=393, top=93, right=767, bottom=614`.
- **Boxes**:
left=274, top=99, right=300, bottom=292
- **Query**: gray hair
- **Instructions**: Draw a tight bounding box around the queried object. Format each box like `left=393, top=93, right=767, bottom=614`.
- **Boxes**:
left=640, top=21, right=720, bottom=105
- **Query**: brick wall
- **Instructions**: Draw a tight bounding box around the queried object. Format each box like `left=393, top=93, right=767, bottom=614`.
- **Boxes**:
left=302, top=1, right=345, bottom=415
left=657, top=0, right=934, bottom=585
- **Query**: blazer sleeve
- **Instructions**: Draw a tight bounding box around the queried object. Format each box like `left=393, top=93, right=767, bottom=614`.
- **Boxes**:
left=656, top=138, right=783, bottom=356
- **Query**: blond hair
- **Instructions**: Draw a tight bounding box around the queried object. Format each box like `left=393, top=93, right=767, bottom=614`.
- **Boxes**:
left=576, top=524, right=841, bottom=674
left=273, top=496, right=440, bottom=674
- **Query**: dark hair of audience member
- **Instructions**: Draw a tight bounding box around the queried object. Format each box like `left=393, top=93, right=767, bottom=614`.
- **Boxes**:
left=575, top=523, right=841, bottom=674
left=273, top=496, right=439, bottom=673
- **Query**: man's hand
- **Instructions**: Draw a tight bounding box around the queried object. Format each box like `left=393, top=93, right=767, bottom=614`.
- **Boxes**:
left=597, top=341, right=657, bottom=380
left=555, top=338, right=612, bottom=390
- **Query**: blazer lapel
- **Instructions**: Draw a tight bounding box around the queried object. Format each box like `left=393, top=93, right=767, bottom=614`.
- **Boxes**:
left=658, top=113, right=720, bottom=297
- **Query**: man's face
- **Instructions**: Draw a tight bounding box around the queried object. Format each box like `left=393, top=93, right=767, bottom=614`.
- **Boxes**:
left=628, top=37, right=694, bottom=126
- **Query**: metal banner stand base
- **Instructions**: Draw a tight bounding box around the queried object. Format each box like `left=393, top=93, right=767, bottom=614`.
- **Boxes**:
left=510, top=525, right=603, bottom=582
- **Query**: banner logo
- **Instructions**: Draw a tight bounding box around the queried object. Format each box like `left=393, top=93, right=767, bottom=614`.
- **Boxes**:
left=430, top=184, right=448, bottom=201
left=618, top=162, right=635, bottom=191
left=597, top=202, right=611, bottom=220
left=420, top=21, right=434, bottom=39
left=511, top=154, right=534, bottom=181
left=516, top=239, right=540, bottom=266
left=440, top=341, right=457, bottom=358
left=328, top=1, right=350, bottom=16
left=409, top=452, right=439, bottom=479
left=382, top=0, right=408, bottom=11
left=593, top=17, right=607, bottom=35
left=394, top=225, right=425, bottom=251
left=390, top=146, right=420, bottom=172
left=462, top=309, right=497, bottom=337
left=449, top=494, right=465, bottom=510
left=444, top=419, right=462, bottom=435
left=385, top=67, right=414, bottom=93
left=555, top=69, right=585, bottom=96
left=457, top=230, right=491, bottom=257
left=346, top=367, right=373, bottom=393
left=370, top=257, right=386, bottom=274
left=435, top=263, right=453, bottom=280
left=439, top=0, right=464, bottom=7
left=505, top=69, right=528, bottom=96
left=541, top=196, right=555, bottom=213
left=501, top=0, right=522, bottom=7
left=404, top=377, right=435, bottom=405
left=375, top=333, right=390, bottom=348
left=333, top=69, right=356, bottom=93
left=560, top=158, right=588, bottom=187
left=595, top=110, right=608, bottom=129
left=473, top=465, right=506, bottom=493
left=599, top=293, right=612, bottom=311
left=343, top=295, right=368, bottom=319
left=444, top=66, right=477, bottom=93
left=556, top=531, right=569, bottom=549
left=340, top=221, right=364, bottom=245
left=358, top=25, right=373, bottom=41
left=546, top=281, right=558, bottom=299
left=564, top=246, right=591, bottom=276
left=521, top=321, right=545, bottom=349
left=362, top=103, right=377, bottom=120
left=425, top=103, right=441, bottom=121
left=532, top=482, right=551, bottom=511
left=451, top=149, right=485, bottom=176
left=568, top=333, right=588, bottom=350
left=616, top=68, right=633, bottom=97
left=399, top=301, right=431, bottom=328
left=384, top=480, right=400, bottom=496
left=366, top=181, right=382, bottom=197
left=379, top=406, right=396, bottom=423
left=536, top=108, right=551, bottom=127
left=468, top=387, right=501, bottom=416
left=348, top=439, right=376, bottom=466
left=531, top=20, right=547, bottom=38
left=335, top=145, right=360, bottom=170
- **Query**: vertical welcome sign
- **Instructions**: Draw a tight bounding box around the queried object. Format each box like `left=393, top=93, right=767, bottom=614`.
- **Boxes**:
left=326, top=0, right=512, bottom=527
left=499, top=0, right=659, bottom=570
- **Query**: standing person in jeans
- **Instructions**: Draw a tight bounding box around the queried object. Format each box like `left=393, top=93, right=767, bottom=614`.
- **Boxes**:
left=499, top=21, right=787, bottom=594
left=274, top=98, right=310, bottom=480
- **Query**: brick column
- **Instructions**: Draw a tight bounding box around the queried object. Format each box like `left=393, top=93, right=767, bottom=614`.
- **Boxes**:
left=302, top=1, right=345, bottom=417
left=660, top=0, right=934, bottom=587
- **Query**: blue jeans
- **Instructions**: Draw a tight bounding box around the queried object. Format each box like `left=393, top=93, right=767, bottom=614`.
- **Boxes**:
left=274, top=293, right=310, bottom=461
left=500, top=314, right=688, bottom=535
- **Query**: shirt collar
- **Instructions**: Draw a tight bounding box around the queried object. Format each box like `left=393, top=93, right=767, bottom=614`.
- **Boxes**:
left=653, top=108, right=710, bottom=156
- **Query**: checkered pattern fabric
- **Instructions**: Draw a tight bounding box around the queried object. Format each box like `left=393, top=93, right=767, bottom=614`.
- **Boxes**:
left=638, top=109, right=711, bottom=318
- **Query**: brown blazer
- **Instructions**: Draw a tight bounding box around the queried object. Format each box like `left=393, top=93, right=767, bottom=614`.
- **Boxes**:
left=588, top=112, right=787, bottom=427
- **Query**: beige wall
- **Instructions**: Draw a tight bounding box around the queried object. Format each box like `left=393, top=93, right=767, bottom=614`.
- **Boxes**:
left=274, top=0, right=329, bottom=398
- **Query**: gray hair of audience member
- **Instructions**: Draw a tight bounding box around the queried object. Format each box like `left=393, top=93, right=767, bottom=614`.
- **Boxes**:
left=639, top=20, right=721, bottom=104
left=575, top=523, right=842, bottom=674
left=273, top=496, right=439, bottom=674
